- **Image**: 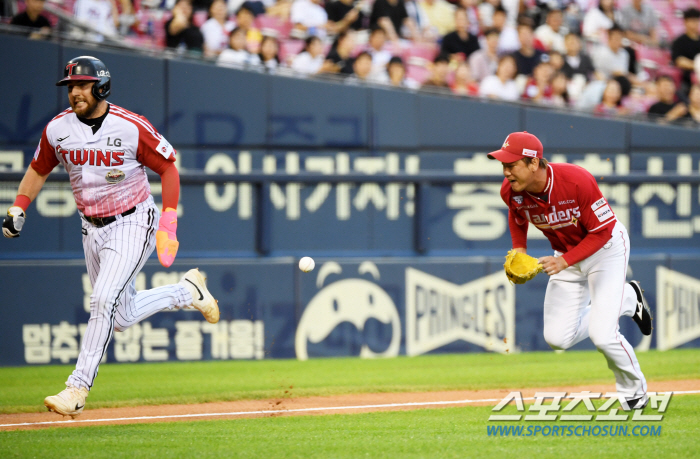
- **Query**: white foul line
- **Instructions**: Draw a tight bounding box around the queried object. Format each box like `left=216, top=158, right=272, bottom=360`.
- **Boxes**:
left=2, top=390, right=699, bottom=429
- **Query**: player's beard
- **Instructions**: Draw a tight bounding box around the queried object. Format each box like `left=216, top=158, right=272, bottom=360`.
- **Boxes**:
left=71, top=96, right=100, bottom=118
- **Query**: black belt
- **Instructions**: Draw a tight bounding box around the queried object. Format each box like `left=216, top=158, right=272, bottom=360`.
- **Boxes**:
left=83, top=207, right=136, bottom=227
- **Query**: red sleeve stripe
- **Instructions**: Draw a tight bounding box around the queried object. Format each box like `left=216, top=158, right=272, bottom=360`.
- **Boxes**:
left=589, top=218, right=617, bottom=233
left=110, top=106, right=160, bottom=140
left=110, top=105, right=158, bottom=132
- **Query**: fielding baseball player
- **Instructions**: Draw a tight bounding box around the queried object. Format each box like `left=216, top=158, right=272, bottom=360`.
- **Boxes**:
left=2, top=56, right=220, bottom=418
left=488, top=131, right=653, bottom=409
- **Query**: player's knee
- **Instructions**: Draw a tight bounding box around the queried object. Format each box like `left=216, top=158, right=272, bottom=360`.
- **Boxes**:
left=588, top=327, right=612, bottom=350
left=543, top=329, right=570, bottom=350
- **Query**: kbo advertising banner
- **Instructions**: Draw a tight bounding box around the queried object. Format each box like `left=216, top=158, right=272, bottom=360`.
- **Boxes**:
left=2, top=255, right=697, bottom=367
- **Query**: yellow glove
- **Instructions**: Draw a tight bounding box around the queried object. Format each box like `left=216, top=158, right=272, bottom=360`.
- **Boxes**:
left=156, top=207, right=179, bottom=268
left=503, top=249, right=543, bottom=284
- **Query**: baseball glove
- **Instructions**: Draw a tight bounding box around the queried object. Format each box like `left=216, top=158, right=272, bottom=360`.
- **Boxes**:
left=503, top=249, right=543, bottom=284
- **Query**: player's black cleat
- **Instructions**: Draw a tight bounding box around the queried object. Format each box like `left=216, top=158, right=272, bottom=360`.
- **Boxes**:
left=629, top=281, right=653, bottom=336
left=625, top=394, right=649, bottom=410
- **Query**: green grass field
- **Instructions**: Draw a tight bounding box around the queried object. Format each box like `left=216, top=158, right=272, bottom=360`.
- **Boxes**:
left=1, top=349, right=698, bottom=458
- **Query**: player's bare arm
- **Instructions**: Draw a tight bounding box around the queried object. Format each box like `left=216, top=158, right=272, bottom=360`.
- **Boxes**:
left=17, top=165, right=50, bottom=202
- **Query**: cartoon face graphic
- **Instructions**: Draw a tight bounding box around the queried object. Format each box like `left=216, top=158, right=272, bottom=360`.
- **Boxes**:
left=295, top=262, right=401, bottom=360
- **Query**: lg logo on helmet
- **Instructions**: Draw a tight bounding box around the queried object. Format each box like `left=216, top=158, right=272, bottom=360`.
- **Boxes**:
left=96, top=70, right=110, bottom=77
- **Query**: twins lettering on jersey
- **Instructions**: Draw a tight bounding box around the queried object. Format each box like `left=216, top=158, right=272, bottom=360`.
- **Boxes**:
left=57, top=148, right=125, bottom=168
left=524, top=205, right=581, bottom=230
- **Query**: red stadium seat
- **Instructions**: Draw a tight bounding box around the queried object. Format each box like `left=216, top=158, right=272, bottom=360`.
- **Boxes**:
left=254, top=15, right=292, bottom=39
left=279, top=39, right=305, bottom=63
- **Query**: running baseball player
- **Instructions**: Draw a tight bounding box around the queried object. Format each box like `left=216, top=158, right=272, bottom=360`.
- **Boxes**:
left=2, top=56, right=220, bottom=418
left=488, top=131, right=653, bottom=409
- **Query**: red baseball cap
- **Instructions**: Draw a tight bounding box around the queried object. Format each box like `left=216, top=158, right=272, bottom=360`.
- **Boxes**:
left=487, top=132, right=543, bottom=163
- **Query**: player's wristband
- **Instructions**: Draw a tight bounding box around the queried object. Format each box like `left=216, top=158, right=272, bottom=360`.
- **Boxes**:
left=13, top=195, right=31, bottom=212
left=156, top=208, right=179, bottom=268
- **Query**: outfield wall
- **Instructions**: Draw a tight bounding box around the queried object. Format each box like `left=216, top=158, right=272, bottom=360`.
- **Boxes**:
left=1, top=255, right=699, bottom=366
left=1, top=35, right=700, bottom=365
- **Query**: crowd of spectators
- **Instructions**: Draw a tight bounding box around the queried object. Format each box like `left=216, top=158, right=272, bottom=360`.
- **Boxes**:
left=5, top=0, right=700, bottom=125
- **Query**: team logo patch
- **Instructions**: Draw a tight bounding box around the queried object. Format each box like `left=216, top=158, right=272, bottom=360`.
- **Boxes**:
left=522, top=148, right=537, bottom=157
left=105, top=169, right=125, bottom=184
left=514, top=196, right=523, bottom=204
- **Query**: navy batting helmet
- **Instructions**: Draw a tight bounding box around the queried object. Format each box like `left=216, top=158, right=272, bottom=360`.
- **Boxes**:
left=56, top=56, right=111, bottom=101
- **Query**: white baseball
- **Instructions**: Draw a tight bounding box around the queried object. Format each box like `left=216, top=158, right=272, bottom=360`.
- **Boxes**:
left=299, top=257, right=315, bottom=273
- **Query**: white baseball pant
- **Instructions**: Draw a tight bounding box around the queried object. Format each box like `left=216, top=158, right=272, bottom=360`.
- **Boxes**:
left=542, top=221, right=647, bottom=399
left=67, top=196, right=193, bottom=390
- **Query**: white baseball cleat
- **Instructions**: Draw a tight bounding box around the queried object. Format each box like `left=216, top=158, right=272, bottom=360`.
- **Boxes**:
left=44, top=385, right=89, bottom=418
left=180, top=268, right=220, bottom=323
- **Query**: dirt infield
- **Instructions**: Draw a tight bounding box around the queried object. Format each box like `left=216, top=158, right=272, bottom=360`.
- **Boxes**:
left=1, top=379, right=698, bottom=431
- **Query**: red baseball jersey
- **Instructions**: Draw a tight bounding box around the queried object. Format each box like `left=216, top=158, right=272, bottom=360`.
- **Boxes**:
left=501, top=163, right=616, bottom=254
left=30, top=104, right=176, bottom=218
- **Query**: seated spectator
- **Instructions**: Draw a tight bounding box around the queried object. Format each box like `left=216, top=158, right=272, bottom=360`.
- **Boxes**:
left=346, top=51, right=374, bottom=84
left=367, top=26, right=393, bottom=80
left=382, top=56, right=420, bottom=88
left=647, top=75, right=689, bottom=122
left=592, top=26, right=629, bottom=80
left=166, top=0, right=205, bottom=52
left=582, top=0, right=621, bottom=44
left=291, top=0, right=328, bottom=38
left=595, top=79, right=628, bottom=115
left=326, top=0, right=366, bottom=34
left=234, top=4, right=263, bottom=51
left=619, top=0, right=658, bottom=47
left=458, top=0, right=480, bottom=37
left=534, top=8, right=565, bottom=53
left=548, top=51, right=564, bottom=73
left=258, top=35, right=280, bottom=71
left=217, top=27, right=261, bottom=66
left=522, top=61, right=553, bottom=102
left=549, top=71, right=570, bottom=107
left=450, top=61, right=479, bottom=96
left=266, top=0, right=293, bottom=20
left=469, top=27, right=499, bottom=82
left=440, top=7, right=480, bottom=62
left=493, top=7, right=519, bottom=54
left=73, top=0, right=119, bottom=41
left=370, top=0, right=419, bottom=42
left=512, top=17, right=545, bottom=77
left=10, top=0, right=51, bottom=38
left=421, top=53, right=451, bottom=90
left=291, top=35, right=327, bottom=74
left=323, top=30, right=356, bottom=75
left=239, top=0, right=267, bottom=16
left=200, top=0, right=235, bottom=57
left=561, top=33, right=595, bottom=81
left=672, top=8, right=700, bottom=93
left=686, top=84, right=700, bottom=124
left=419, top=0, right=455, bottom=38
left=479, top=54, right=519, bottom=101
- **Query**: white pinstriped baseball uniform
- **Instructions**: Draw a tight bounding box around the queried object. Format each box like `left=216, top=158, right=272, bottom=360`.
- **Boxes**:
left=31, top=104, right=193, bottom=390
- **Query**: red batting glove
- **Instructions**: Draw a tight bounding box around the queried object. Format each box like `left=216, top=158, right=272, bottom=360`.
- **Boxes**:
left=156, top=207, right=179, bottom=267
